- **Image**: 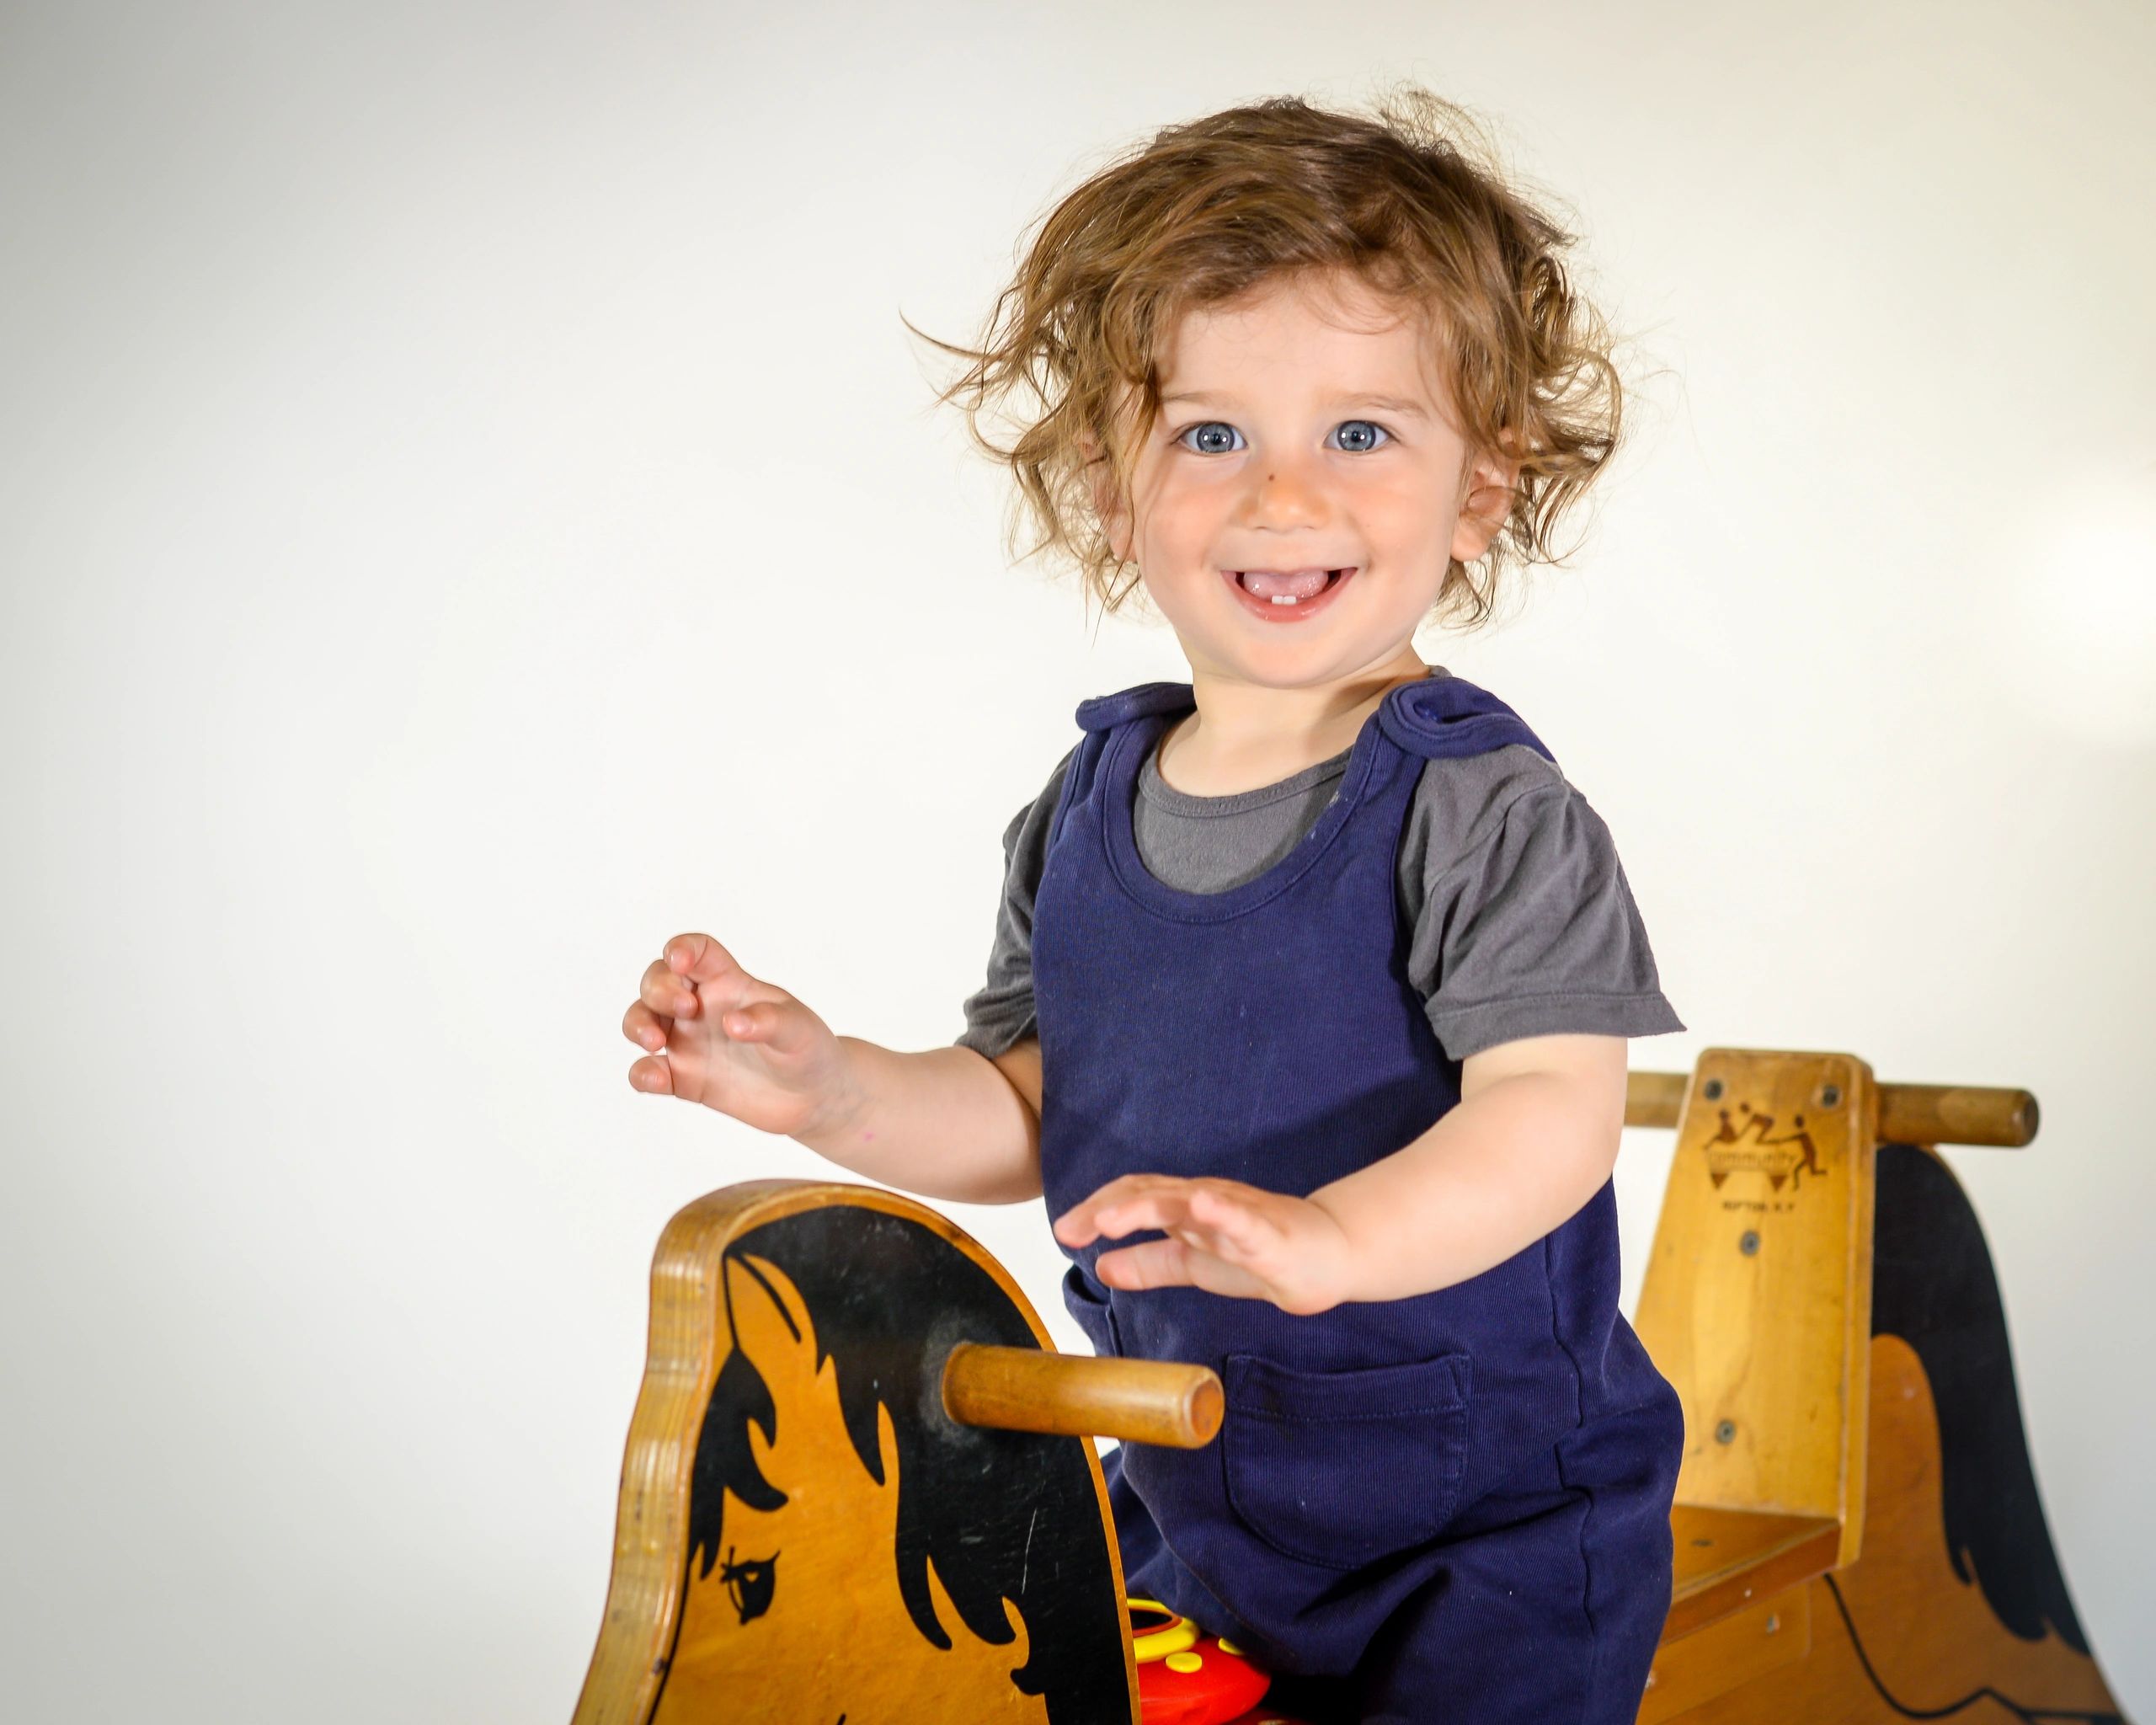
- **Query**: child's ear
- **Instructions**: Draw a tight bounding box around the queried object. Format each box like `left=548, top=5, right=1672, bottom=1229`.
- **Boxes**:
left=1451, top=438, right=1521, bottom=564
left=1079, top=431, right=1134, bottom=564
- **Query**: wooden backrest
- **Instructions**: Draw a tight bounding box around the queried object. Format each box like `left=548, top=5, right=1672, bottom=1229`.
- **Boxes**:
left=1632, top=1049, right=1879, bottom=1568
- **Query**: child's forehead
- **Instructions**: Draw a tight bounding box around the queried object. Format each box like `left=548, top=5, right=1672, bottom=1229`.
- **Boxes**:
left=1150, top=272, right=1451, bottom=398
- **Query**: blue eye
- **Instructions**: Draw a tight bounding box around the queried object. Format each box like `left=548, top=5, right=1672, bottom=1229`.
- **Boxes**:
left=1171, top=420, right=1392, bottom=455
left=1176, top=421, right=1243, bottom=455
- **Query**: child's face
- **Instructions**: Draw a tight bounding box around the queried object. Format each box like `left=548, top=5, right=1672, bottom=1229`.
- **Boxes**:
left=1102, top=267, right=1515, bottom=693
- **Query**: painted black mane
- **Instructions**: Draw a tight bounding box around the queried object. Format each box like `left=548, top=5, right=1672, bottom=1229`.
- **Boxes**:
left=1871, top=1144, right=2092, bottom=1653
left=675, top=1204, right=1127, bottom=1723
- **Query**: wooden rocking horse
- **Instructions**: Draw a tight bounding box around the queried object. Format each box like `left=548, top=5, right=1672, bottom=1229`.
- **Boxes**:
left=571, top=1049, right=2131, bottom=1723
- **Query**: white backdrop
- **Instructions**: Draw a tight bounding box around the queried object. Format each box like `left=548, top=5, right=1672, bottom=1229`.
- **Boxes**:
left=3, top=3, right=2151, bottom=1719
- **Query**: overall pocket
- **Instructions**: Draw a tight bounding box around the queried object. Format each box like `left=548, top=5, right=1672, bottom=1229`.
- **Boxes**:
left=1060, top=1263, right=1123, bottom=1358
left=1221, top=1350, right=1472, bottom=1571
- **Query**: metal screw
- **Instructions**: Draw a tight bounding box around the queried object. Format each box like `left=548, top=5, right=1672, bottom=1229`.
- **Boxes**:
left=1739, top=1230, right=1761, bottom=1256
left=1765, top=1613, right=1780, bottom=1634
left=1715, top=1419, right=1737, bottom=1445
left=1702, top=1078, right=1725, bottom=1101
left=1820, top=1083, right=1842, bottom=1108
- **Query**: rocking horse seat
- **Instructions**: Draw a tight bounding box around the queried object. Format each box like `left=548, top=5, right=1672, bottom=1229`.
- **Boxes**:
left=1665, top=1506, right=1838, bottom=1641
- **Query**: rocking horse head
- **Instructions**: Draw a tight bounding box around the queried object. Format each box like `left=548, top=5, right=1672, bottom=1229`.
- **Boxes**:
left=606, top=1188, right=1132, bottom=1725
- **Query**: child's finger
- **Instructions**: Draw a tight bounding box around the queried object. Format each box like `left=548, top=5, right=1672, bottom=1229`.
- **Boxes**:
left=1094, top=1236, right=1196, bottom=1291
left=1103, top=1193, right=1203, bottom=1239
left=1097, top=1236, right=1271, bottom=1303
left=720, top=997, right=814, bottom=1055
left=640, top=957, right=702, bottom=1020
left=623, top=999, right=670, bottom=1052
left=1096, top=1179, right=1267, bottom=1247
left=1184, top=1186, right=1281, bottom=1260
left=1051, top=1174, right=1174, bottom=1245
left=663, top=932, right=748, bottom=990
left=1054, top=1180, right=1187, bottom=1246
left=627, top=1051, right=677, bottom=1096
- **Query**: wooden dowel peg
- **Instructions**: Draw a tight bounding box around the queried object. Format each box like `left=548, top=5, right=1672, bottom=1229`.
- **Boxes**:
left=1876, top=1082, right=2039, bottom=1149
left=1624, top=1071, right=1690, bottom=1131
left=942, top=1342, right=1224, bottom=1449
left=1624, top=1070, right=2039, bottom=1147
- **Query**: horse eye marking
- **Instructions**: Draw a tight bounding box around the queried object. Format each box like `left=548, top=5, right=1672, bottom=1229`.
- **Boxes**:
left=718, top=1545, right=779, bottom=1624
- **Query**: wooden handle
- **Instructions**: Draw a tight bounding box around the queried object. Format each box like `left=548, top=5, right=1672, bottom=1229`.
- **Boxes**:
left=942, top=1342, right=1224, bottom=1449
left=1625, top=1071, right=1690, bottom=1130
left=1625, top=1071, right=2039, bottom=1147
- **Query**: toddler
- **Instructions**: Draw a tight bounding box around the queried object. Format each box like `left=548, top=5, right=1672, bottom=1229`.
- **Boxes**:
left=623, top=88, right=1685, bottom=1725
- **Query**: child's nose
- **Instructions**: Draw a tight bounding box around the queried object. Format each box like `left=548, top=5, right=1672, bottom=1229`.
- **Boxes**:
left=1238, top=461, right=1331, bottom=528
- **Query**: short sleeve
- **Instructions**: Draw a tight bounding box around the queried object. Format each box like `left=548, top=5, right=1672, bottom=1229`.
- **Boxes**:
left=1402, top=755, right=1684, bottom=1061
left=954, top=746, right=1075, bottom=1060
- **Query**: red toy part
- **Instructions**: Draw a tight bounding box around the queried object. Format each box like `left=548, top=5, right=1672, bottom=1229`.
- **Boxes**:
left=1129, top=1599, right=1277, bottom=1725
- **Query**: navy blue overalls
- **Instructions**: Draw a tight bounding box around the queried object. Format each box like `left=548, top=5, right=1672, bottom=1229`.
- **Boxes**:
left=1032, top=674, right=1684, bottom=1725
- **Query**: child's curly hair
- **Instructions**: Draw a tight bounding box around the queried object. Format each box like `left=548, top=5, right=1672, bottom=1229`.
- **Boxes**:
left=908, top=85, right=1625, bottom=630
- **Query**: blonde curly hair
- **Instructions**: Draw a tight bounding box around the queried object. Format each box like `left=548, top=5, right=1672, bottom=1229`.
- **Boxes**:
left=906, top=85, right=1626, bottom=630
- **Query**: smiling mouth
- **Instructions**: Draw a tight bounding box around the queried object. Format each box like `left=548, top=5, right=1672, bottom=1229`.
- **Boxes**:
left=1223, top=566, right=1356, bottom=618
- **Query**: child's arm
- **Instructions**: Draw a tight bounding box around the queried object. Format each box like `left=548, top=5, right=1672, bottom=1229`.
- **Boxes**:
left=799, top=1035, right=1045, bottom=1204
left=626, top=932, right=1044, bottom=1204
left=1051, top=1033, right=1625, bottom=1313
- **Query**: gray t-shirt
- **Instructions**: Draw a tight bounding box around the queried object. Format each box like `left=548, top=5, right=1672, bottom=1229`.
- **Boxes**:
left=957, top=673, right=1683, bottom=1064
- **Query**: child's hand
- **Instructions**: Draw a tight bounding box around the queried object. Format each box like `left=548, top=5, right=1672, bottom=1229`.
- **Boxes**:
left=622, top=933, right=857, bottom=1140
left=1052, top=1176, right=1356, bottom=1316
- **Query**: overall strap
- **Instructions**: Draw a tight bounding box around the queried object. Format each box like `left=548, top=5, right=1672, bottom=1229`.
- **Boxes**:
left=1053, top=673, right=1553, bottom=855
left=1376, top=672, right=1556, bottom=766
left=1075, top=675, right=1549, bottom=762
left=1050, top=683, right=1199, bottom=854
left=1045, top=684, right=1187, bottom=855
left=1073, top=681, right=1197, bottom=733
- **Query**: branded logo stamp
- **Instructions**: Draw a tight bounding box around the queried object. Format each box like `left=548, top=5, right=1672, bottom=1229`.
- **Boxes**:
left=1700, top=1102, right=1826, bottom=1193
